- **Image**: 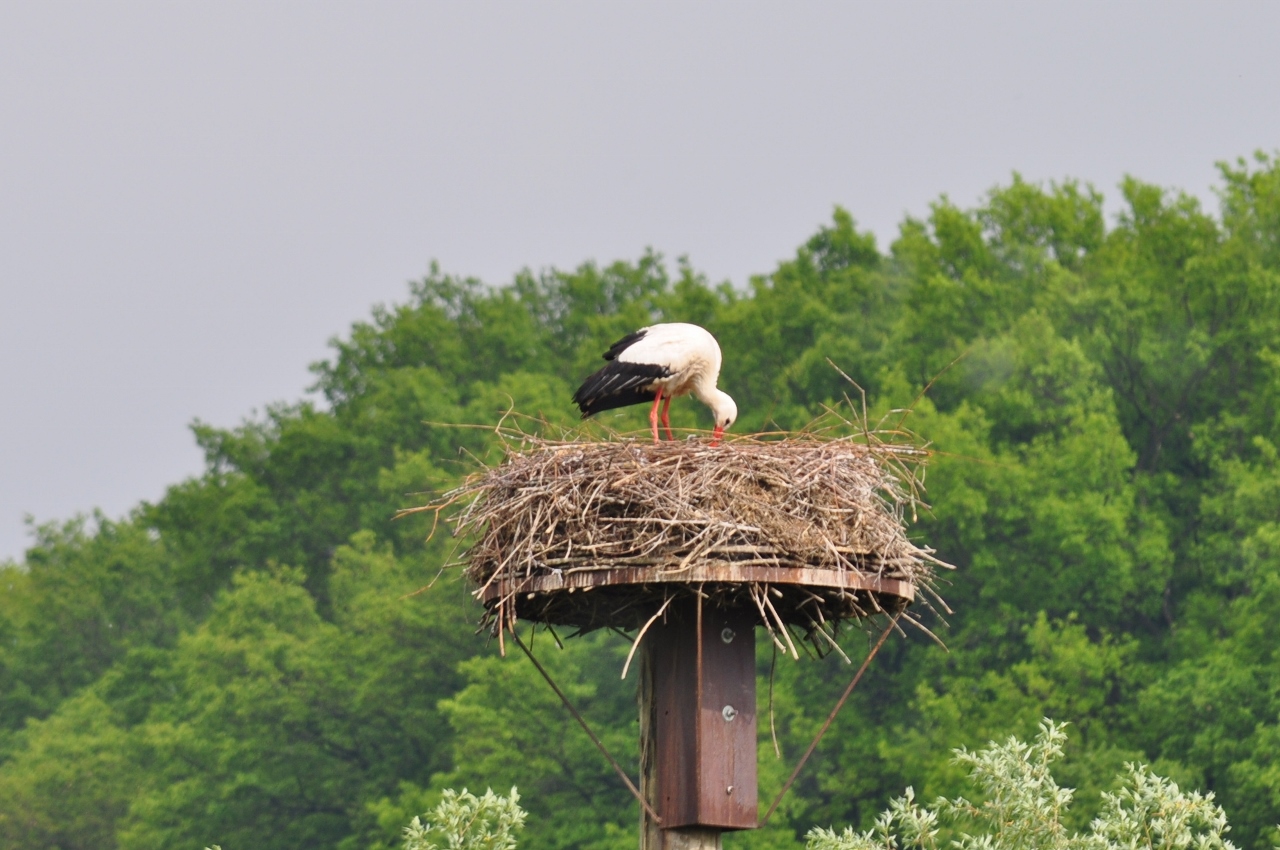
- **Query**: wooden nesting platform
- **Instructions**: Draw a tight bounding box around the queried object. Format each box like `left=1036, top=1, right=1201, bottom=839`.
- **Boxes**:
left=482, top=562, right=915, bottom=632
left=408, top=436, right=946, bottom=640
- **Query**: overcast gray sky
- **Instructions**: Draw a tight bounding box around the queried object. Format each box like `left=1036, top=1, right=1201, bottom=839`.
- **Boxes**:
left=2, top=2, right=1278, bottom=562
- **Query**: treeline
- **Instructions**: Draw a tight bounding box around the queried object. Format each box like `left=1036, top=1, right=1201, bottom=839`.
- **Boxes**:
left=2, top=155, right=1279, bottom=850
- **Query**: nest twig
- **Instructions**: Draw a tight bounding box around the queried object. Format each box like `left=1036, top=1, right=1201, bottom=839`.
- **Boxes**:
left=403, top=419, right=952, bottom=656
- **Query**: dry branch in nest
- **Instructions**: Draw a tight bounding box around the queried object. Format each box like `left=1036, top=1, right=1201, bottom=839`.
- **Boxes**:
left=404, top=424, right=953, bottom=657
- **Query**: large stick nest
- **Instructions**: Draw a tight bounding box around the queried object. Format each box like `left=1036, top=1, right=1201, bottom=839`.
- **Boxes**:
left=408, top=428, right=951, bottom=655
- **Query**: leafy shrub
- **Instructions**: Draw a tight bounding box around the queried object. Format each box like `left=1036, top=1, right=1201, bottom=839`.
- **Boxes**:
left=403, top=787, right=527, bottom=850
left=806, top=720, right=1242, bottom=850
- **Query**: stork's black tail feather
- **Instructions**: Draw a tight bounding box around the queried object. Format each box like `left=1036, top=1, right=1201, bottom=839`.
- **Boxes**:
left=573, top=360, right=671, bottom=417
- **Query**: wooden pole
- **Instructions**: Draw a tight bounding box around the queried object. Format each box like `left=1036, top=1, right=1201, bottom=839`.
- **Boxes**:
left=639, top=597, right=756, bottom=850
left=639, top=641, right=664, bottom=850
left=640, top=639, right=724, bottom=850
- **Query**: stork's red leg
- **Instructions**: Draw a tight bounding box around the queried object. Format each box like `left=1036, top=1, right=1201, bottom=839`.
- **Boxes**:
left=648, top=388, right=664, bottom=444
left=660, top=395, right=674, bottom=441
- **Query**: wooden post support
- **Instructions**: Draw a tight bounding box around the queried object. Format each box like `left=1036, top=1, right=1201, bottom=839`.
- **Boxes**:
left=639, top=597, right=757, bottom=850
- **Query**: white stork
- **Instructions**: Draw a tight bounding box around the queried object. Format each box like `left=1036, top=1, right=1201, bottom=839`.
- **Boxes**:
left=573, top=322, right=737, bottom=444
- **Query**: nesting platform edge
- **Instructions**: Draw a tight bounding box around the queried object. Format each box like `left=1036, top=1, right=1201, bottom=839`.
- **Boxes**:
left=479, top=564, right=915, bottom=604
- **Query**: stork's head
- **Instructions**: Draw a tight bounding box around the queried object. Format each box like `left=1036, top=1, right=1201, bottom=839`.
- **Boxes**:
left=710, top=390, right=737, bottom=445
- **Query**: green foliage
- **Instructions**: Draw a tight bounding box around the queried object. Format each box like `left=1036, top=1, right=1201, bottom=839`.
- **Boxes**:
left=4, top=154, right=1280, bottom=848
left=113, top=537, right=480, bottom=850
left=806, top=721, right=1238, bottom=850
left=435, top=631, right=637, bottom=850
left=0, top=514, right=186, bottom=745
left=0, top=690, right=137, bottom=849
left=402, top=787, right=526, bottom=850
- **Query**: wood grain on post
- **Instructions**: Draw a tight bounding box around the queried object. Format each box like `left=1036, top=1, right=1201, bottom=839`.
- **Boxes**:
left=639, top=598, right=756, bottom=850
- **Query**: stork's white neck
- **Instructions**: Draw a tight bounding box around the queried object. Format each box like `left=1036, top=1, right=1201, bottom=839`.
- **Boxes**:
left=692, top=374, right=723, bottom=407
left=696, top=383, right=737, bottom=429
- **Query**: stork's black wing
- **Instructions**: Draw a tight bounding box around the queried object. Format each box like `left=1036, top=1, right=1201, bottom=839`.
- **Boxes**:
left=602, top=329, right=647, bottom=361
left=573, top=359, right=672, bottom=417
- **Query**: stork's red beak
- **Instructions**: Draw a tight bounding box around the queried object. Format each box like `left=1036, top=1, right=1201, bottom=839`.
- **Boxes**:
left=711, top=425, right=724, bottom=446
